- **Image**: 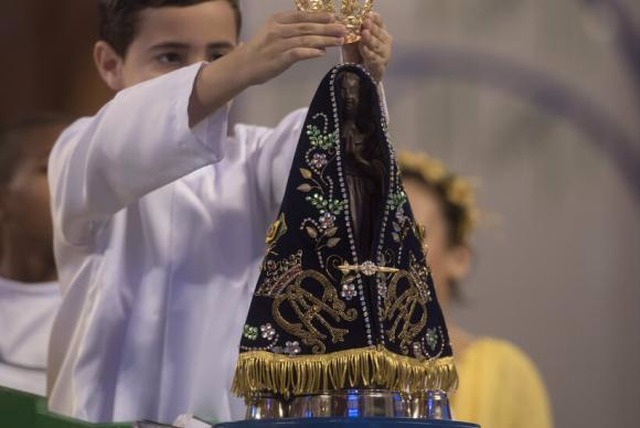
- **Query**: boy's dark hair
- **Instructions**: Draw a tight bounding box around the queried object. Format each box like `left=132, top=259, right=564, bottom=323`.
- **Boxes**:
left=98, top=0, right=243, bottom=58
left=0, top=113, right=72, bottom=187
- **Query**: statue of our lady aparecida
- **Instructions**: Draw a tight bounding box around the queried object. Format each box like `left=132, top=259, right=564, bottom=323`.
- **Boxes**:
left=226, top=60, right=479, bottom=426
left=226, top=4, right=477, bottom=427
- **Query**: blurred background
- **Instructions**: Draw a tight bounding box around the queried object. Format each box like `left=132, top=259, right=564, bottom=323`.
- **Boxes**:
left=2, top=1, right=639, bottom=427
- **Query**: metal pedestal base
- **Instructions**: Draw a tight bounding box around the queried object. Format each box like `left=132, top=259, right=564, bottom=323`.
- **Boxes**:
left=217, top=417, right=479, bottom=428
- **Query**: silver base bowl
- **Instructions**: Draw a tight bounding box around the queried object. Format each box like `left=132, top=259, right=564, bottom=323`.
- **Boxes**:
left=412, top=390, right=452, bottom=420
left=245, top=389, right=451, bottom=420
left=245, top=393, right=287, bottom=420
left=289, top=389, right=410, bottom=418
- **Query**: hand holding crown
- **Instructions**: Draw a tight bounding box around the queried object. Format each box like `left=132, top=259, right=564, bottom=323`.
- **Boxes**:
left=295, top=0, right=392, bottom=82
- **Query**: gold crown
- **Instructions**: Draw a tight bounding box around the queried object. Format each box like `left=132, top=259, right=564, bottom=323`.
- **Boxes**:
left=294, top=0, right=374, bottom=44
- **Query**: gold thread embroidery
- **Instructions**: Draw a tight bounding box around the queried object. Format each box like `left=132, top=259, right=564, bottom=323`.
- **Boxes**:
left=384, top=269, right=428, bottom=354
left=273, top=270, right=358, bottom=354
left=256, top=251, right=303, bottom=297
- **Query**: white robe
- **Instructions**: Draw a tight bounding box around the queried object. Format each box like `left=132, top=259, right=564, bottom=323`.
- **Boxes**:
left=47, top=63, right=306, bottom=424
left=0, top=277, right=61, bottom=396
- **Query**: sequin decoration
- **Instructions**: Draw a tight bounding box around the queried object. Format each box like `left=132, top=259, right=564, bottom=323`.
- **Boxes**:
left=412, top=342, right=423, bottom=358
left=426, top=328, right=439, bottom=351
left=360, top=261, right=378, bottom=277
left=243, top=325, right=259, bottom=341
left=341, top=282, right=357, bottom=300
left=261, top=324, right=277, bottom=340
left=319, top=212, right=336, bottom=230
left=285, top=341, right=302, bottom=356
left=310, top=153, right=329, bottom=169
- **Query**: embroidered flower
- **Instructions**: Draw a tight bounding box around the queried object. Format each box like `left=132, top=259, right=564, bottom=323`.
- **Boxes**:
left=341, top=282, right=357, bottom=300
left=360, top=261, right=378, bottom=277
left=285, top=341, right=301, bottom=356
left=310, top=153, right=328, bottom=170
left=426, top=328, right=439, bottom=351
left=265, top=214, right=287, bottom=246
left=389, top=190, right=407, bottom=210
left=243, top=325, right=259, bottom=341
left=307, top=194, right=345, bottom=215
left=260, top=323, right=276, bottom=340
left=307, top=125, right=337, bottom=150
left=319, top=212, right=336, bottom=230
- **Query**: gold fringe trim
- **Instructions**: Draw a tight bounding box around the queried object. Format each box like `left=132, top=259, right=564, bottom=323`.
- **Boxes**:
left=232, top=346, right=457, bottom=398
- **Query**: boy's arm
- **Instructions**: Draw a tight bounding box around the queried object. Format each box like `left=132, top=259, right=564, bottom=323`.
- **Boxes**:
left=49, top=64, right=226, bottom=246
left=189, top=11, right=346, bottom=125
left=50, top=11, right=346, bottom=246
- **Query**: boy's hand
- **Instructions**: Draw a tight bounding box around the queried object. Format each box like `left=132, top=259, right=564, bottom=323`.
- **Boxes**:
left=191, top=11, right=346, bottom=125
left=240, top=11, right=347, bottom=85
left=342, top=12, right=392, bottom=82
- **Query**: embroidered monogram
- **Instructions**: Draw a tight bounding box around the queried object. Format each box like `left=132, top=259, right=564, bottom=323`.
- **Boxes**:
left=273, top=270, right=358, bottom=354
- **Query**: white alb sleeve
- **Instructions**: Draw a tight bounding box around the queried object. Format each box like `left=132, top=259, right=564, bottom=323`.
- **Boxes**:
left=49, top=63, right=229, bottom=246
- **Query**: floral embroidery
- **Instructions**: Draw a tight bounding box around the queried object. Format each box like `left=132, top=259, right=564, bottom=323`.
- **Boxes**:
left=307, top=124, right=337, bottom=150
left=426, top=328, right=439, bottom=351
left=310, top=153, right=329, bottom=169
left=284, top=341, right=302, bottom=356
left=243, top=325, right=259, bottom=341
left=341, top=282, right=357, bottom=301
left=295, top=115, right=350, bottom=271
left=261, top=324, right=276, bottom=340
left=319, top=212, right=336, bottom=230
left=306, top=193, right=345, bottom=216
left=266, top=214, right=287, bottom=247
left=389, top=190, right=407, bottom=210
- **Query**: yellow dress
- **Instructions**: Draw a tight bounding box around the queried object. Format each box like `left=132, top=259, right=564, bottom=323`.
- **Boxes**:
left=450, top=338, right=553, bottom=428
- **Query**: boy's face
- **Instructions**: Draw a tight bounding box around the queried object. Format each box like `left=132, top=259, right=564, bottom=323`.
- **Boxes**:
left=0, top=124, right=62, bottom=247
left=98, top=1, right=238, bottom=90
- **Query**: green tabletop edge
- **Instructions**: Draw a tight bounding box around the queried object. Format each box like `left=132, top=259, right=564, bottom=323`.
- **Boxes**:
left=0, top=386, right=131, bottom=428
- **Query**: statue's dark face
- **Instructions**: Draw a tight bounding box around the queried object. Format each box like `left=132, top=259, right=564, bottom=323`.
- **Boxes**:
left=341, top=72, right=361, bottom=119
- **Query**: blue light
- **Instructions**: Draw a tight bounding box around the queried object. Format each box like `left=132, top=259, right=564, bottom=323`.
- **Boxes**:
left=347, top=393, right=360, bottom=418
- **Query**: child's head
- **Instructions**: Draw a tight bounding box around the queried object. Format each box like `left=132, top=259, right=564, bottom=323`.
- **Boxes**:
left=95, top=0, right=242, bottom=90
left=0, top=114, right=71, bottom=254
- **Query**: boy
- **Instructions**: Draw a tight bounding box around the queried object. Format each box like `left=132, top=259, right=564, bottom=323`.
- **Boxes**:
left=48, top=0, right=393, bottom=424
left=0, top=114, right=70, bottom=395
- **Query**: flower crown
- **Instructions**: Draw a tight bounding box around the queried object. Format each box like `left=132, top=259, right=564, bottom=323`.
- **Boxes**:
left=397, top=151, right=479, bottom=246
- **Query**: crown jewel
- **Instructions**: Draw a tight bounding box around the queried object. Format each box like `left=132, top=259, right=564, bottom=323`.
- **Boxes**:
left=294, top=0, right=374, bottom=44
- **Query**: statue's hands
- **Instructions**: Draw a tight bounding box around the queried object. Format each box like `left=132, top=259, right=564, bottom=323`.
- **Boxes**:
left=342, top=12, right=392, bottom=82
